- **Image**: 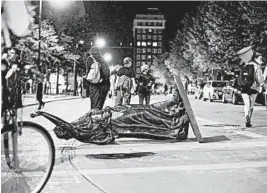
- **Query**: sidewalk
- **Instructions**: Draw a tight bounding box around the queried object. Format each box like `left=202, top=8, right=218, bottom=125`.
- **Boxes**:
left=22, top=94, right=80, bottom=107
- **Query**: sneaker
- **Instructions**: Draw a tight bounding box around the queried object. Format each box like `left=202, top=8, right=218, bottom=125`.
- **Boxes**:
left=246, top=122, right=252, bottom=127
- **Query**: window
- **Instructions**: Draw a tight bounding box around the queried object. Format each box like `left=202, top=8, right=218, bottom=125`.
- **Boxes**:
left=153, top=35, right=157, bottom=40
left=158, top=35, right=162, bottom=40
left=137, top=35, right=141, bottom=40
left=158, top=49, right=162, bottom=54
left=152, top=42, right=157, bottom=47
left=151, top=22, right=155, bottom=26
left=147, top=42, right=152, bottom=46
left=137, top=48, right=141, bottom=53
left=147, top=61, right=151, bottom=65
left=158, top=42, right=162, bottom=47
left=141, top=42, right=146, bottom=47
left=158, top=29, right=162, bottom=33
left=137, top=55, right=141, bottom=60
left=147, top=55, right=152, bottom=59
left=136, top=68, right=141, bottom=73
left=141, top=55, right=146, bottom=60
left=137, top=41, right=141, bottom=46
left=137, top=29, right=141, bottom=33
left=142, top=35, right=146, bottom=40
left=147, top=35, right=152, bottom=39
left=141, top=61, right=146, bottom=66
left=153, top=49, right=157, bottom=53
left=147, top=48, right=151, bottom=52
left=142, top=29, right=147, bottom=33
left=136, top=62, right=141, bottom=67
left=147, top=22, right=151, bottom=26
left=142, top=48, right=146, bottom=53
left=148, top=29, right=152, bottom=33
left=153, top=29, right=157, bottom=33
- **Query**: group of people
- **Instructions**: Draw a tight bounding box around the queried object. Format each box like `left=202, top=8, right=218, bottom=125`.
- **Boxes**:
left=83, top=47, right=155, bottom=111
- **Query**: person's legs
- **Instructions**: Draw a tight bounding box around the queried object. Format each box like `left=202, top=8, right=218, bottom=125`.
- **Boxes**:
left=248, top=93, right=258, bottom=122
left=139, top=94, right=144, bottom=105
left=89, top=84, right=102, bottom=110
left=115, top=89, right=123, bottom=106
left=241, top=93, right=250, bottom=126
left=145, top=94, right=151, bottom=105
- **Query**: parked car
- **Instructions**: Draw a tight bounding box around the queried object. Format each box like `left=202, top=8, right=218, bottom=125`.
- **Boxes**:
left=222, top=80, right=242, bottom=104
left=203, top=80, right=228, bottom=102
left=222, top=80, right=266, bottom=105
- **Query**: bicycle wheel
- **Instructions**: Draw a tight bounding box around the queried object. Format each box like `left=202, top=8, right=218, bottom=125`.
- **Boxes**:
left=1, top=121, right=55, bottom=193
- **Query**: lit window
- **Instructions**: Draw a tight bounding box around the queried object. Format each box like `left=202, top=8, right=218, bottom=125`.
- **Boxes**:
left=137, top=35, right=141, bottom=40
left=137, top=41, right=141, bottom=46
left=152, top=42, right=157, bottom=47
left=137, top=48, right=141, bottom=53
left=158, top=49, right=162, bottom=54
left=136, top=62, right=141, bottom=67
left=158, top=35, right=162, bottom=40
left=141, top=42, right=146, bottom=46
left=141, top=61, right=146, bottom=65
left=142, top=48, right=146, bottom=53
left=148, top=29, right=152, bottom=32
left=147, top=42, right=152, bottom=46
left=147, top=55, right=152, bottom=59
left=141, top=55, right=146, bottom=60
left=142, top=35, right=146, bottom=40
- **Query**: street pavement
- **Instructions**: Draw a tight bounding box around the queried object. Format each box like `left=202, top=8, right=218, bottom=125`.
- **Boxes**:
left=17, top=94, right=267, bottom=193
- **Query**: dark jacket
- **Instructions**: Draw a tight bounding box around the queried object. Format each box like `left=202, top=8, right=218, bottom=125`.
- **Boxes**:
left=136, top=73, right=155, bottom=94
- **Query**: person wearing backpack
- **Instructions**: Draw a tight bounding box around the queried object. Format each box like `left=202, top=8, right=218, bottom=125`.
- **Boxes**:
left=237, top=46, right=265, bottom=127
left=135, top=64, right=155, bottom=105
left=114, top=57, right=136, bottom=106
left=84, top=46, right=110, bottom=110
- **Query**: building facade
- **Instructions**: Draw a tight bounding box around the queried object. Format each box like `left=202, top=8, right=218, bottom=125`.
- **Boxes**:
left=133, top=8, right=166, bottom=74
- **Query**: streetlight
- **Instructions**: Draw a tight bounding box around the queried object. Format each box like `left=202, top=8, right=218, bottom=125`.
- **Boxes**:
left=103, top=53, right=112, bottom=63
left=95, top=38, right=106, bottom=48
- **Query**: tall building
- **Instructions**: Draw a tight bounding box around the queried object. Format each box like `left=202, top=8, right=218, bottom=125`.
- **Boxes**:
left=133, top=8, right=166, bottom=74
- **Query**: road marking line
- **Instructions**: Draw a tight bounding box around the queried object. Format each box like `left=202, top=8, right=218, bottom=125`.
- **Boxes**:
left=196, top=117, right=267, bottom=139
left=50, top=161, right=267, bottom=176
left=71, top=140, right=267, bottom=155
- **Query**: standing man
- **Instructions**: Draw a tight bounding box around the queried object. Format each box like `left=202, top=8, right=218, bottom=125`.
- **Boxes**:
left=114, top=57, right=136, bottom=106
left=136, top=64, right=155, bottom=105
left=85, top=46, right=110, bottom=110
left=236, top=46, right=265, bottom=127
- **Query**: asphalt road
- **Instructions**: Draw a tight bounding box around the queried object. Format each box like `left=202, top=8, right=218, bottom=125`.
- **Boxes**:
left=6, top=95, right=267, bottom=193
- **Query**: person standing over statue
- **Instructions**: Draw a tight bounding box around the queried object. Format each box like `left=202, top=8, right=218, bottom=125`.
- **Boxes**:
left=136, top=64, right=155, bottom=105
left=236, top=46, right=266, bottom=127
left=84, top=47, right=110, bottom=110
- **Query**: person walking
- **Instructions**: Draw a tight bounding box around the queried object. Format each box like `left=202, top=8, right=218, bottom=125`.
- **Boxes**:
left=236, top=46, right=266, bottom=127
left=184, top=76, right=189, bottom=94
left=85, top=46, right=110, bottom=110
left=136, top=64, right=155, bottom=105
left=114, top=57, right=136, bottom=106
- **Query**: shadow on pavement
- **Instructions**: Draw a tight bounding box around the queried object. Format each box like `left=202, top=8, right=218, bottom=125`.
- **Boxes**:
left=86, top=152, right=156, bottom=160
left=187, top=135, right=230, bottom=143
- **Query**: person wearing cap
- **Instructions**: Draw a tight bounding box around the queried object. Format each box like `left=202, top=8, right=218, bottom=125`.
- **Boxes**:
left=135, top=64, right=155, bottom=105
left=236, top=46, right=265, bottom=127
left=84, top=46, right=110, bottom=110
left=114, top=57, right=136, bottom=106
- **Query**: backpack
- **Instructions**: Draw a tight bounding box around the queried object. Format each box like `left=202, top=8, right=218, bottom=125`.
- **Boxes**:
left=117, top=75, right=131, bottom=91
left=86, top=56, right=102, bottom=83
left=238, top=63, right=255, bottom=91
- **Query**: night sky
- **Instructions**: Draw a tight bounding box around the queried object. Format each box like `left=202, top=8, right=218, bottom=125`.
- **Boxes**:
left=119, top=1, right=201, bottom=41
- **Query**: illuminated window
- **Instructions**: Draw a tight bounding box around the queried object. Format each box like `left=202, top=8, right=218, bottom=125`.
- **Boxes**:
left=141, top=61, right=146, bottom=65
left=137, top=41, right=141, bottom=46
left=141, top=42, right=146, bottom=47
left=148, top=29, right=152, bottom=33
left=152, top=42, right=157, bottom=47
left=147, top=42, right=152, bottom=46
left=158, top=49, right=162, bottom=53
left=147, top=55, right=152, bottom=59
left=142, top=48, right=146, bottom=53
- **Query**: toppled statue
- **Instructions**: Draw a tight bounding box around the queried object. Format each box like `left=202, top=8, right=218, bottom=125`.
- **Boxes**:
left=31, top=89, right=190, bottom=145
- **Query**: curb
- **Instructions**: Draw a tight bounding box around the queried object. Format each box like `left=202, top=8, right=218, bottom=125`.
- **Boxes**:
left=22, top=97, right=81, bottom=108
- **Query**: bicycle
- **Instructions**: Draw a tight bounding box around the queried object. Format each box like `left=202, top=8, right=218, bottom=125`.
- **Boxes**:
left=1, top=64, right=55, bottom=193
